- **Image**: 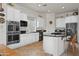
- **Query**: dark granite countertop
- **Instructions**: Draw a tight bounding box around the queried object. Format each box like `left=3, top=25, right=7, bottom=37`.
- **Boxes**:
left=44, top=33, right=66, bottom=37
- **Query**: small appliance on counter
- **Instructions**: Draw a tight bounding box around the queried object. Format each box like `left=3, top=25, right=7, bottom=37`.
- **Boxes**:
left=54, top=28, right=66, bottom=36
left=55, top=28, right=65, bottom=32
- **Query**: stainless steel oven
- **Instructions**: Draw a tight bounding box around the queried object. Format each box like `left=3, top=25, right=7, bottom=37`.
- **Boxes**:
left=7, top=21, right=20, bottom=45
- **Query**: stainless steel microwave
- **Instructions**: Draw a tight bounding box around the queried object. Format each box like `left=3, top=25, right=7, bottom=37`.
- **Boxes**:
left=20, top=20, right=28, bottom=27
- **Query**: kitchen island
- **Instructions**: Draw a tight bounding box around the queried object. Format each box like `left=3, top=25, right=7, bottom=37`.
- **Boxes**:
left=43, top=33, right=68, bottom=56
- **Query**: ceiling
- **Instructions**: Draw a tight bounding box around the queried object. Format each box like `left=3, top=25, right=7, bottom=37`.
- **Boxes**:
left=16, top=3, right=79, bottom=14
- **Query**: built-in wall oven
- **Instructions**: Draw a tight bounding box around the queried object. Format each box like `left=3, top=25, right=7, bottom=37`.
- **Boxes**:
left=7, top=21, right=20, bottom=45
left=20, top=20, right=28, bottom=34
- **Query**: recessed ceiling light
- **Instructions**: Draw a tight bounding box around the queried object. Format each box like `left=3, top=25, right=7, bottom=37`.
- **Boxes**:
left=42, top=4, right=47, bottom=6
left=38, top=4, right=41, bottom=7
left=38, top=4, right=47, bottom=7
left=62, top=6, right=65, bottom=9
left=48, top=10, right=50, bottom=12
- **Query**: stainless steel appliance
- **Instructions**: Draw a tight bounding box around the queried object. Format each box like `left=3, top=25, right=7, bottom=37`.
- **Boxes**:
left=7, top=21, right=20, bottom=45
left=66, top=23, right=77, bottom=41
left=20, top=20, right=28, bottom=34
left=36, top=30, right=46, bottom=41
left=20, top=20, right=27, bottom=27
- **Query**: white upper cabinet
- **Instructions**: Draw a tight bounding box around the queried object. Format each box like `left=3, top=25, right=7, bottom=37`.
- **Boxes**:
left=7, top=6, right=20, bottom=21
left=7, top=6, right=15, bottom=21
left=56, top=18, right=65, bottom=28
left=27, top=16, right=36, bottom=32
left=21, top=13, right=27, bottom=21
left=14, top=8, right=20, bottom=21
left=36, top=17, right=45, bottom=30
left=65, top=16, right=78, bottom=23
left=56, top=16, right=78, bottom=28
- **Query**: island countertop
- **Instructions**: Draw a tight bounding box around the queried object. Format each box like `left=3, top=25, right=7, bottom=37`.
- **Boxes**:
left=43, top=33, right=66, bottom=37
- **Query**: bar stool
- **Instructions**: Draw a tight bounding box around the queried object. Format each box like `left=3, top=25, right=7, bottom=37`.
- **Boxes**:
left=69, top=34, right=77, bottom=55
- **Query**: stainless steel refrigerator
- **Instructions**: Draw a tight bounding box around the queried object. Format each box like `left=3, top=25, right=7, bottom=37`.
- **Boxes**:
left=66, top=23, right=77, bottom=42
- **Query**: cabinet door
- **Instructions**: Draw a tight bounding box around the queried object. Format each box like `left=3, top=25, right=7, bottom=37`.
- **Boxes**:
left=21, top=13, right=27, bottom=21
left=35, top=33, right=39, bottom=42
left=52, top=37, right=59, bottom=56
left=20, top=34, right=32, bottom=46
left=36, top=17, right=45, bottom=29
left=65, top=16, right=77, bottom=23
left=7, top=6, right=15, bottom=21
left=30, top=33, right=37, bottom=43
left=43, top=37, right=54, bottom=54
left=27, top=17, right=36, bottom=32
left=14, top=9, right=20, bottom=21
left=43, top=37, right=58, bottom=55
left=23, top=14, right=27, bottom=21
left=58, top=38, right=64, bottom=55
left=7, top=6, right=21, bottom=21
left=56, top=18, right=65, bottom=28
left=28, top=34, right=34, bottom=43
left=64, top=41, right=69, bottom=50
left=32, top=33, right=39, bottom=42
left=20, top=34, right=27, bottom=46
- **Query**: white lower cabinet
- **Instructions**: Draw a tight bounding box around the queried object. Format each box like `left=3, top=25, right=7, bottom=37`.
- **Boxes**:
left=58, top=38, right=64, bottom=55
left=43, top=36, right=58, bottom=55
left=20, top=33, right=39, bottom=46
left=43, top=37, right=55, bottom=55
left=64, top=41, right=69, bottom=51
left=7, top=6, right=15, bottom=21
left=35, top=33, right=39, bottom=41
left=43, top=36, right=65, bottom=56
left=7, top=33, right=39, bottom=49
left=20, top=34, right=28, bottom=46
left=29, top=34, right=35, bottom=43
